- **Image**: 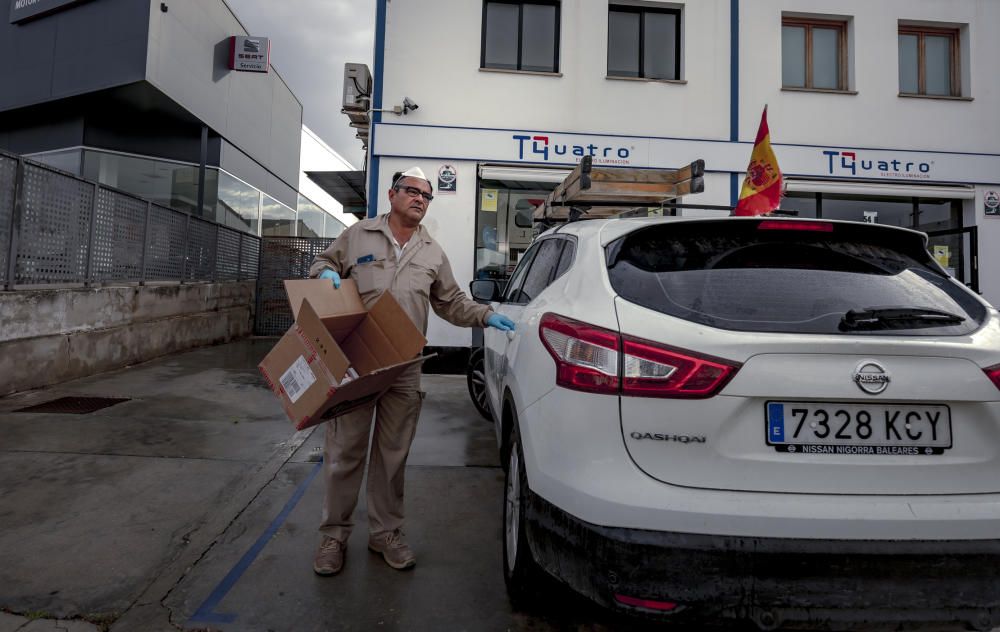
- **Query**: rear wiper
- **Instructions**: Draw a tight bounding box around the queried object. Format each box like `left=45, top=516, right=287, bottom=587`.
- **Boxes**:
left=839, top=306, right=965, bottom=331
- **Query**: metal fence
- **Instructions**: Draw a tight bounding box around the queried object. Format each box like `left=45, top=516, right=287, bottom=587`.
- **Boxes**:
left=0, top=151, right=259, bottom=289
left=254, top=236, right=335, bottom=336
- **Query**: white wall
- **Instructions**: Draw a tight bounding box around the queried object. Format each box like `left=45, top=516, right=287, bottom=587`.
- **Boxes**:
left=299, top=126, right=358, bottom=227
left=380, top=0, right=999, bottom=157
left=376, top=0, right=1000, bottom=343
left=740, top=0, right=1000, bottom=151
left=382, top=0, right=731, bottom=141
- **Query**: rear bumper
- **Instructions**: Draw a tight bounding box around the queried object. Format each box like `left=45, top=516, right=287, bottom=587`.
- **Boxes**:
left=526, top=491, right=1000, bottom=629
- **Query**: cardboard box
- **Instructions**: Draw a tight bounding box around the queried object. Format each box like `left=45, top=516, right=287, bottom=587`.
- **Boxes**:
left=258, top=279, right=427, bottom=430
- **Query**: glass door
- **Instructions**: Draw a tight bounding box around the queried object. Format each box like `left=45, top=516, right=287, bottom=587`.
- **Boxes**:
left=475, top=179, right=555, bottom=285
left=926, top=226, right=978, bottom=292
left=473, top=178, right=555, bottom=348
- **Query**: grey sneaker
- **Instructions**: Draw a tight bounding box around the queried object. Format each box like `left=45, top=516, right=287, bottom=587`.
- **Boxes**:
left=313, top=535, right=345, bottom=576
left=368, top=528, right=416, bottom=570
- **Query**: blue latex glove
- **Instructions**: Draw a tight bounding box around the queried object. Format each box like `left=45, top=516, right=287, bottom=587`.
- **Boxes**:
left=487, top=313, right=516, bottom=332
left=319, top=268, right=341, bottom=288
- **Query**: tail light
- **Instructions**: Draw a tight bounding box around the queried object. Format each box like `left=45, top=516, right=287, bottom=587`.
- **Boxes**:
left=539, top=313, right=740, bottom=398
left=539, top=313, right=620, bottom=394
left=984, top=364, right=1000, bottom=390
left=622, top=335, right=741, bottom=398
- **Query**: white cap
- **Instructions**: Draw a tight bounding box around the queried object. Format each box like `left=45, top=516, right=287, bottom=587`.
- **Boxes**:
left=394, top=166, right=432, bottom=188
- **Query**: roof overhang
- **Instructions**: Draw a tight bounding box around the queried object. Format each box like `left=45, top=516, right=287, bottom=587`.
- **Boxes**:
left=306, top=170, right=367, bottom=217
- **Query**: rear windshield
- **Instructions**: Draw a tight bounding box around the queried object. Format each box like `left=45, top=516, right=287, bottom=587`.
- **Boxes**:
left=605, top=220, right=986, bottom=335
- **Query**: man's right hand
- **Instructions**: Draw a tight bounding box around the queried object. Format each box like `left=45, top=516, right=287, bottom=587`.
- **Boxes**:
left=319, top=269, right=341, bottom=288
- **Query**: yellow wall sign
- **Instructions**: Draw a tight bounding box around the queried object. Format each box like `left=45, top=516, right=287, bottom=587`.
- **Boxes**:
left=481, top=189, right=498, bottom=212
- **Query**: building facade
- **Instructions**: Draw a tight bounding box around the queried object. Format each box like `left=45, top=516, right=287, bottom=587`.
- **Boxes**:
left=364, top=0, right=1000, bottom=349
left=0, top=0, right=345, bottom=238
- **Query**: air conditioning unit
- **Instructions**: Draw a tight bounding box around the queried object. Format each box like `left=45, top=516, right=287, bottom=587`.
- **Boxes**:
left=342, top=63, right=372, bottom=113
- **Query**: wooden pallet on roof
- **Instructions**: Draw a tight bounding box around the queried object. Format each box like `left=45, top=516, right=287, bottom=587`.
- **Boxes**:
left=532, top=156, right=705, bottom=221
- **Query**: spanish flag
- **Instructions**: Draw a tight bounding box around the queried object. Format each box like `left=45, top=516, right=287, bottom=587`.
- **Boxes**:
left=734, top=106, right=783, bottom=216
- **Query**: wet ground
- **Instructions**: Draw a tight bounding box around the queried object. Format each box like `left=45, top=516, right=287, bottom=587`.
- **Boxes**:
left=1, top=340, right=989, bottom=632
left=0, top=340, right=737, bottom=632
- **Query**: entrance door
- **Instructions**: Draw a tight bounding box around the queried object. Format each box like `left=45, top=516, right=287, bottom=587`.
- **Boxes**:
left=475, top=180, right=556, bottom=285
left=926, top=227, right=979, bottom=293
left=473, top=175, right=560, bottom=348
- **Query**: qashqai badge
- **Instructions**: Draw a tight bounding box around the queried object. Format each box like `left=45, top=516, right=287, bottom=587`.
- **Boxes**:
left=853, top=360, right=890, bottom=395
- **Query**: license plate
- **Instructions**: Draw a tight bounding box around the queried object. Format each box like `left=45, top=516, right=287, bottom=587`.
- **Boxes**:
left=766, top=401, right=952, bottom=455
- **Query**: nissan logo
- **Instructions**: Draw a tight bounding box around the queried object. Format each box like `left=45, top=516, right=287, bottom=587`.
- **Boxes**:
left=853, top=361, right=890, bottom=395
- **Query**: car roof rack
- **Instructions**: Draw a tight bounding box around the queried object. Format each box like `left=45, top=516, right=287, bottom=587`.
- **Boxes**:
left=531, top=156, right=705, bottom=223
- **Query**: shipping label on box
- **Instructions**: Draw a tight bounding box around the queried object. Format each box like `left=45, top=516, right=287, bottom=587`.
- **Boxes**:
left=279, top=356, right=316, bottom=403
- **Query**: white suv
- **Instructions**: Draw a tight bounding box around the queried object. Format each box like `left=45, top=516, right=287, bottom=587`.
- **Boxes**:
left=470, top=216, right=1000, bottom=631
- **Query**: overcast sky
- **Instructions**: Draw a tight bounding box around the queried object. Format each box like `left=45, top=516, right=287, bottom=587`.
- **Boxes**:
left=226, top=0, right=374, bottom=169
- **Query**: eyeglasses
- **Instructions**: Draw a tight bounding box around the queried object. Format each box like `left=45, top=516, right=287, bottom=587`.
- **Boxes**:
left=395, top=185, right=434, bottom=202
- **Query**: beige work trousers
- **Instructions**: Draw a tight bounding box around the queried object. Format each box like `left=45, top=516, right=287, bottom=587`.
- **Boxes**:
left=319, top=363, right=424, bottom=542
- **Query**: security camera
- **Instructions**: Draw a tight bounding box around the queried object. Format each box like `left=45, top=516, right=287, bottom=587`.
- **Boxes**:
left=402, top=97, right=419, bottom=114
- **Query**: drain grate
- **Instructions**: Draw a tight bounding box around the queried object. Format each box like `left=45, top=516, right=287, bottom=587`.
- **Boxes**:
left=14, top=396, right=131, bottom=414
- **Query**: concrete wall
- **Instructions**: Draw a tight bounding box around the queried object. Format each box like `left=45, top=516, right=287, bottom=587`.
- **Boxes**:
left=0, top=282, right=254, bottom=396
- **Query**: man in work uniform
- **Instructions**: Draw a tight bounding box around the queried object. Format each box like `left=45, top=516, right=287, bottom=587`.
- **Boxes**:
left=308, top=166, right=515, bottom=575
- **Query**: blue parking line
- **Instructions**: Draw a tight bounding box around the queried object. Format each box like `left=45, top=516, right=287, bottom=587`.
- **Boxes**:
left=188, top=460, right=323, bottom=624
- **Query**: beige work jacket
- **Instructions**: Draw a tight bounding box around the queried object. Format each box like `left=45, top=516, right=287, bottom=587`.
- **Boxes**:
left=309, top=214, right=492, bottom=335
